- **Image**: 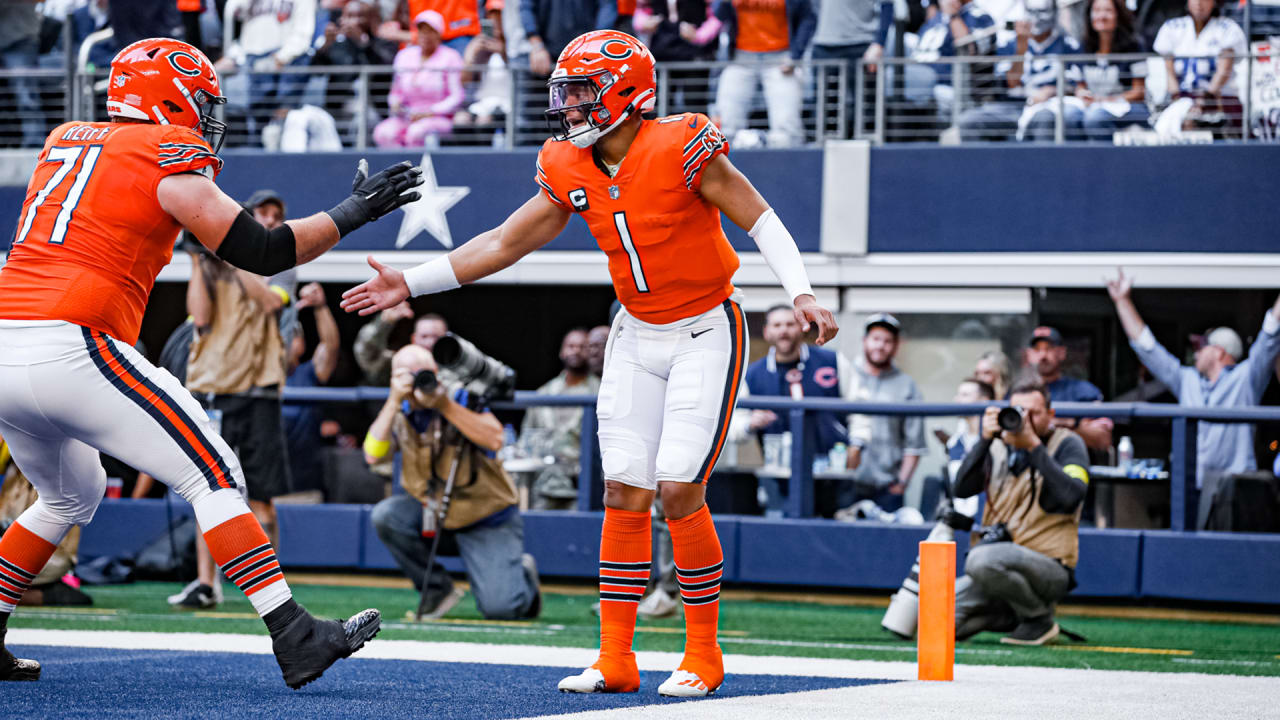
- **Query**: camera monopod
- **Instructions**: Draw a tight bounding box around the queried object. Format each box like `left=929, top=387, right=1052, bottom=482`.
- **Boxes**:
left=418, top=431, right=470, bottom=617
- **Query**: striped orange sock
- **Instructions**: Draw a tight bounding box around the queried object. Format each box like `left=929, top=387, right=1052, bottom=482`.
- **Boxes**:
left=0, top=523, right=57, bottom=613
left=203, top=513, right=291, bottom=617
left=669, top=503, right=724, bottom=689
left=595, top=507, right=650, bottom=692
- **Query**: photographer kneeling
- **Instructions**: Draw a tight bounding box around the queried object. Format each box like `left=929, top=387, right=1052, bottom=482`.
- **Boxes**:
left=952, top=381, right=1089, bottom=646
left=365, top=344, right=540, bottom=620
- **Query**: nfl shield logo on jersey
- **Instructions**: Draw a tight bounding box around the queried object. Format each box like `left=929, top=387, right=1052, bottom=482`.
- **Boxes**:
left=609, top=185, right=620, bottom=200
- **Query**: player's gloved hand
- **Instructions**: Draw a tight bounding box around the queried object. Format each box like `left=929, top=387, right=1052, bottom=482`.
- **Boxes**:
left=325, top=159, right=424, bottom=237
left=939, top=507, right=975, bottom=532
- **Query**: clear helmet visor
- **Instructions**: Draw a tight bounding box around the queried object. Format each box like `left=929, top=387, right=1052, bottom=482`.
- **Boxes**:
left=548, top=79, right=599, bottom=113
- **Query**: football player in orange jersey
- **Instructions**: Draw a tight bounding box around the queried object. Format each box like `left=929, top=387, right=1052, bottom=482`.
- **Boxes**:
left=341, top=29, right=836, bottom=697
left=0, top=38, right=422, bottom=687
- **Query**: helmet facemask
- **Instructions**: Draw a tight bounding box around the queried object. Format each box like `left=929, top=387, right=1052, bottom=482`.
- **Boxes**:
left=192, top=87, right=228, bottom=153
left=545, top=72, right=624, bottom=149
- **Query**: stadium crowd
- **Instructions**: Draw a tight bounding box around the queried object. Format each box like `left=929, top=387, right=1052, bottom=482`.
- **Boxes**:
left=2, top=0, right=1277, bottom=148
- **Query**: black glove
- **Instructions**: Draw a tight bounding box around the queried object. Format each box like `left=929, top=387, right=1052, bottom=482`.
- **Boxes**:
left=939, top=507, right=974, bottom=532
left=325, top=159, right=424, bottom=237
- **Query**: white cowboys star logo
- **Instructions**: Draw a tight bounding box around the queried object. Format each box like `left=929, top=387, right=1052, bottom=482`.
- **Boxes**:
left=394, top=153, right=470, bottom=249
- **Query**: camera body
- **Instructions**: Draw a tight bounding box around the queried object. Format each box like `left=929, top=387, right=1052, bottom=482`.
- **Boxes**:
left=997, top=406, right=1027, bottom=433
left=431, top=333, right=516, bottom=401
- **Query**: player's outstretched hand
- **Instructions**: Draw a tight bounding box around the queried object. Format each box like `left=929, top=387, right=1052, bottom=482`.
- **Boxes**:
left=340, top=256, right=410, bottom=315
left=326, top=159, right=424, bottom=237
left=794, top=295, right=838, bottom=346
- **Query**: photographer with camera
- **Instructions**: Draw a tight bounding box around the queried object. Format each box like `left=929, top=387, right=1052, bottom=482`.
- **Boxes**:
left=951, top=381, right=1090, bottom=646
left=364, top=342, right=540, bottom=621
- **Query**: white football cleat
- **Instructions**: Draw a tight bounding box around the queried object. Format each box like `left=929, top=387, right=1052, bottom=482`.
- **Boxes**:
left=558, top=667, right=607, bottom=693
left=658, top=669, right=717, bottom=697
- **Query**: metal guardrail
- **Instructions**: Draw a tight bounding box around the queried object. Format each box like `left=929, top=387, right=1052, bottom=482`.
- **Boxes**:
left=24, top=59, right=849, bottom=151
left=858, top=51, right=1277, bottom=144
left=281, top=386, right=1279, bottom=531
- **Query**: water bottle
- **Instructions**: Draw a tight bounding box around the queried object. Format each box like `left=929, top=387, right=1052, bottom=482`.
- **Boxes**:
left=1117, top=436, right=1134, bottom=475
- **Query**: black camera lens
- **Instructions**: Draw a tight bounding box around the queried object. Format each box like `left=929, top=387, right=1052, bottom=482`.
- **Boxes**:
left=997, top=406, right=1025, bottom=433
left=413, top=369, right=438, bottom=393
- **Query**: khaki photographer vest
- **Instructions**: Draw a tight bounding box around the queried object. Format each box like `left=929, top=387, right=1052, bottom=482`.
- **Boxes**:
left=391, top=412, right=519, bottom=530
left=979, top=428, right=1082, bottom=568
left=186, top=261, right=286, bottom=395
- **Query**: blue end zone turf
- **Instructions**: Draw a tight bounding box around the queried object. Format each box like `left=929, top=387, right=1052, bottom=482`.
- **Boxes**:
left=7, top=645, right=896, bottom=719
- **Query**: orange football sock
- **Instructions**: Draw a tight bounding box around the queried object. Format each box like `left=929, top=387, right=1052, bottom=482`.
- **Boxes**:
left=203, top=512, right=291, bottom=617
left=668, top=503, right=724, bottom=688
left=595, top=507, right=650, bottom=692
left=0, top=522, right=57, bottom=613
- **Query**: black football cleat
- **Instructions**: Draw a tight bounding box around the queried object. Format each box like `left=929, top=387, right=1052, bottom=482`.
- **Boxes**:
left=271, top=607, right=381, bottom=689
left=0, top=647, right=40, bottom=681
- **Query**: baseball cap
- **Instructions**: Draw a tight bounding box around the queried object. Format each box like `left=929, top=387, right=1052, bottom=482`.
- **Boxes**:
left=864, top=312, right=901, bottom=336
left=244, top=189, right=285, bottom=215
left=414, top=9, right=445, bottom=35
left=1028, top=326, right=1064, bottom=347
left=1203, top=327, right=1244, bottom=361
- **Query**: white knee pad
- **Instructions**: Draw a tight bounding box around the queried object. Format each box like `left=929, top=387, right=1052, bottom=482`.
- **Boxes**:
left=654, top=440, right=702, bottom=483
left=18, top=498, right=81, bottom=544
left=598, top=427, right=654, bottom=490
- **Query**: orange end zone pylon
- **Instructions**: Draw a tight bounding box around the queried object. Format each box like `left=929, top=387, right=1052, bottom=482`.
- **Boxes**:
left=917, top=540, right=955, bottom=681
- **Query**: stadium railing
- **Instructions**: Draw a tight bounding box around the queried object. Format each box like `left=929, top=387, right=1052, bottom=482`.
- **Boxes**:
left=859, top=51, right=1278, bottom=144
left=282, top=386, right=1277, bottom=532
left=35, top=59, right=849, bottom=151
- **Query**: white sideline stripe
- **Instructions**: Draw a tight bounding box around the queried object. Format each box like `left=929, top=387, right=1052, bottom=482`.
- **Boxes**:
left=10, top=630, right=1280, bottom=720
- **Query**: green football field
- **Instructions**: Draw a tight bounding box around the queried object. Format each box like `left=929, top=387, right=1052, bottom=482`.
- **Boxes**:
left=10, top=578, right=1279, bottom=678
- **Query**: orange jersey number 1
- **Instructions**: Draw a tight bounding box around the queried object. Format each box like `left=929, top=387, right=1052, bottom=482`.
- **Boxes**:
left=612, top=211, right=650, bottom=294
left=14, top=145, right=104, bottom=246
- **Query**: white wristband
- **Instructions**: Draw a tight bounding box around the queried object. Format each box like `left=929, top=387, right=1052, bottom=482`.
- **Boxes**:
left=748, top=208, right=814, bottom=302
left=402, top=256, right=460, bottom=297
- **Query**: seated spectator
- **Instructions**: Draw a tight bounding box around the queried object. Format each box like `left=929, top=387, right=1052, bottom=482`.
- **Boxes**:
left=712, top=0, right=817, bottom=148
left=1151, top=0, right=1246, bottom=139
left=366, top=345, right=541, bottom=620
left=283, top=283, right=341, bottom=495
left=634, top=0, right=719, bottom=111
left=215, top=0, right=317, bottom=141
left=1023, top=326, right=1113, bottom=452
left=312, top=0, right=399, bottom=135
left=1076, top=0, right=1150, bottom=141
left=1107, top=269, right=1280, bottom=518
left=519, top=328, right=599, bottom=510
left=958, top=0, right=1083, bottom=142
left=975, top=349, right=1012, bottom=400
left=586, top=324, right=610, bottom=377
left=902, top=0, right=996, bottom=117
left=373, top=10, right=465, bottom=148
left=0, top=3, right=44, bottom=148
left=953, top=381, right=1089, bottom=645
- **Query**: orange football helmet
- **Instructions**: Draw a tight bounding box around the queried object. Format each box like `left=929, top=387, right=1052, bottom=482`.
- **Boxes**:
left=546, top=30, right=656, bottom=148
left=107, top=37, right=228, bottom=151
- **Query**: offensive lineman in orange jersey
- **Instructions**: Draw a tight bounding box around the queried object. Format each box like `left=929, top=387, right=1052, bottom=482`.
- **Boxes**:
left=0, top=38, right=422, bottom=686
left=340, top=30, right=837, bottom=697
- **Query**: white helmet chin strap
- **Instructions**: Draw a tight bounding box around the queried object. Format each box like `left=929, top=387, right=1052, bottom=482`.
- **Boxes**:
left=566, top=107, right=631, bottom=148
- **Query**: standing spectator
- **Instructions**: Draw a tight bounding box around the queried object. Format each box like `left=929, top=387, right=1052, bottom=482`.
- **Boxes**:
left=712, top=0, right=817, bottom=148
left=734, top=305, right=870, bottom=517
left=354, top=302, right=421, bottom=386
left=586, top=324, right=610, bottom=378
left=1024, top=326, right=1114, bottom=452
left=520, top=328, right=600, bottom=510
left=374, top=10, right=465, bottom=148
left=379, top=0, right=505, bottom=54
left=975, top=349, right=1012, bottom=401
left=812, top=0, right=885, bottom=137
left=107, top=0, right=183, bottom=49
left=1107, top=269, right=1280, bottom=507
left=215, top=0, right=318, bottom=140
left=522, top=0, right=615, bottom=76
left=0, top=2, right=43, bottom=148
left=957, top=0, right=1082, bottom=142
left=365, top=345, right=541, bottom=620
left=938, top=376, right=994, bottom=523
left=838, top=313, right=926, bottom=514
left=1151, top=0, right=1246, bottom=138
left=283, top=283, right=341, bottom=495
left=312, top=1, right=399, bottom=131
left=634, top=0, right=720, bottom=111
left=1076, top=0, right=1150, bottom=141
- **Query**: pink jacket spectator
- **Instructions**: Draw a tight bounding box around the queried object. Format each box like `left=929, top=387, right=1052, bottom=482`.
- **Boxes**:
left=374, top=43, right=465, bottom=147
